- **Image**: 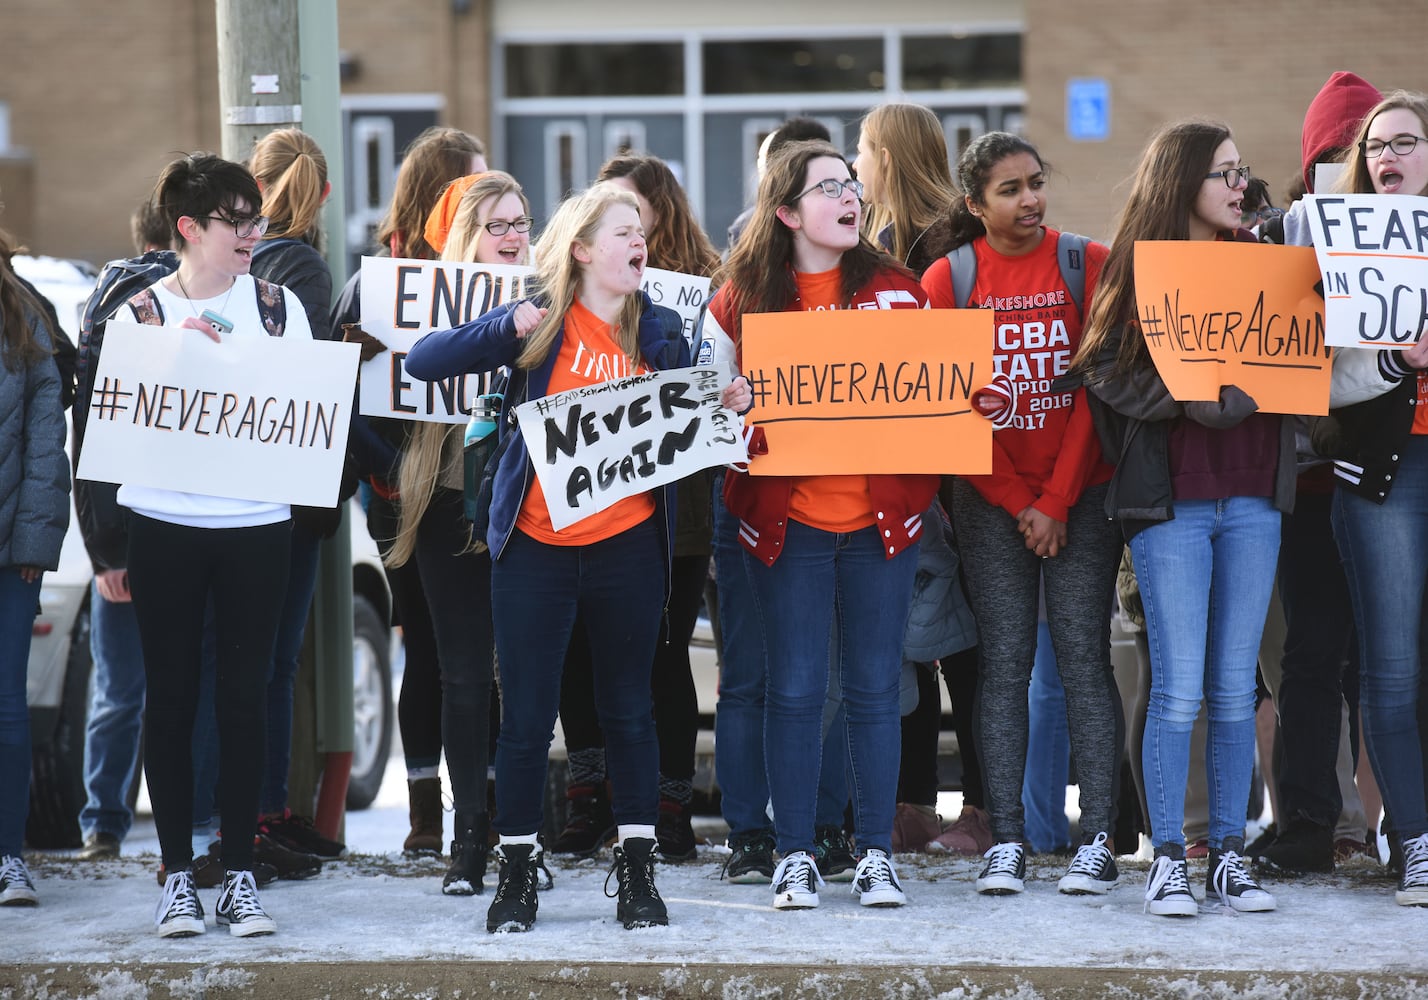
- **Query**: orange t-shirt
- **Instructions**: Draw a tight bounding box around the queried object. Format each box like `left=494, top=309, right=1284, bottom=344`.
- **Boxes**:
left=515, top=299, right=655, bottom=545
left=785, top=267, right=876, bottom=533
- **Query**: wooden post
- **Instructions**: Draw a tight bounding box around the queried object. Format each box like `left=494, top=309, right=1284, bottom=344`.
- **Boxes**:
left=214, top=0, right=302, bottom=162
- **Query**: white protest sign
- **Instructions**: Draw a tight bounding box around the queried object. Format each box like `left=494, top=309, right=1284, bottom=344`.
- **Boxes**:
left=1303, top=193, right=1428, bottom=348
left=514, top=367, right=746, bottom=531
left=641, top=267, right=712, bottom=348
left=358, top=256, right=535, bottom=421
left=76, top=321, right=359, bottom=507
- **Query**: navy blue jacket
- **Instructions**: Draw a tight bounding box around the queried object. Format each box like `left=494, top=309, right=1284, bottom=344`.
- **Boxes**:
left=405, top=293, right=690, bottom=572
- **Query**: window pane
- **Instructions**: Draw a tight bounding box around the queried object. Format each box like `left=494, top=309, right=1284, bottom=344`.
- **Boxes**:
left=506, top=43, right=684, bottom=97
left=902, top=34, right=1022, bottom=91
left=703, top=38, right=883, bottom=94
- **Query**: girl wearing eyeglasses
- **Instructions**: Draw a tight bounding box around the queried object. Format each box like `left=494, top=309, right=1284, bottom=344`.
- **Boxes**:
left=1069, top=120, right=1289, bottom=918
left=920, top=131, right=1125, bottom=898
left=1311, top=91, right=1428, bottom=906
left=700, top=139, right=938, bottom=911
left=92, top=153, right=313, bottom=938
left=383, top=171, right=533, bottom=897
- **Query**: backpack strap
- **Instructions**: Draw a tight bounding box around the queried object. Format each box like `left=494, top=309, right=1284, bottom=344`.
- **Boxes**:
left=127, top=286, right=164, bottom=326
left=947, top=243, right=976, bottom=309
left=254, top=277, right=287, bottom=337
left=1056, top=232, right=1093, bottom=316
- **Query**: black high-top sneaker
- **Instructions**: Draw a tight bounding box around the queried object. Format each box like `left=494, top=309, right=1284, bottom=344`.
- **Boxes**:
left=1208, top=836, right=1276, bottom=912
left=1144, top=843, right=1196, bottom=917
left=487, top=842, right=541, bottom=933
left=443, top=811, right=491, bottom=896
left=606, top=837, right=669, bottom=929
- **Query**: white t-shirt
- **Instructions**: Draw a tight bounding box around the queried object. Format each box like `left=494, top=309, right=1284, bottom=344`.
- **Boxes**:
left=113, top=273, right=313, bottom=528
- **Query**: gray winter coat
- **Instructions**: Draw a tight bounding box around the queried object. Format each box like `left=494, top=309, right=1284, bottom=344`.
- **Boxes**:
left=0, top=307, right=71, bottom=570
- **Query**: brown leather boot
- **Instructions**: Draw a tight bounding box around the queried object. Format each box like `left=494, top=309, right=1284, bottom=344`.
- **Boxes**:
left=403, top=777, right=444, bottom=855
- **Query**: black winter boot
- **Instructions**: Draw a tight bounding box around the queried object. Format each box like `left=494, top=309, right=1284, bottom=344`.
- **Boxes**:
left=442, top=811, right=490, bottom=896
left=487, top=842, right=541, bottom=933
left=606, top=837, right=669, bottom=929
left=550, top=783, right=616, bottom=856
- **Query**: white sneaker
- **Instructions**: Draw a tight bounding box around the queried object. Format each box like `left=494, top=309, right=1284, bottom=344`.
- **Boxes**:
left=0, top=855, right=38, bottom=906
left=975, top=841, right=1026, bottom=895
left=1143, top=854, right=1197, bottom=917
left=1058, top=832, right=1119, bottom=895
left=771, top=851, right=823, bottom=910
left=154, top=868, right=206, bottom=937
left=1396, top=833, right=1428, bottom=907
left=216, top=870, right=277, bottom=937
left=851, top=849, right=906, bottom=907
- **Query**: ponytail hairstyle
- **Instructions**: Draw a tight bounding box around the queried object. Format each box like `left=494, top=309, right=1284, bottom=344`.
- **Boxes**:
left=1072, top=119, right=1233, bottom=380
left=152, top=152, right=262, bottom=250
left=715, top=139, right=901, bottom=339
left=388, top=172, right=532, bottom=568
left=249, top=128, right=329, bottom=249
left=0, top=224, right=56, bottom=370
left=376, top=127, right=486, bottom=260
left=857, top=103, right=958, bottom=263
left=517, top=182, right=645, bottom=371
left=596, top=154, right=721, bottom=279
left=947, top=131, right=1046, bottom=248
left=1337, top=90, right=1428, bottom=196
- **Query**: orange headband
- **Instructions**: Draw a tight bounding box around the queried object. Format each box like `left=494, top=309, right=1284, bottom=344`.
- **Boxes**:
left=424, top=172, right=487, bottom=254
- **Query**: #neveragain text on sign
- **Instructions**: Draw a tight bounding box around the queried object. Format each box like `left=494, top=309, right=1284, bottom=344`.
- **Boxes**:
left=738, top=309, right=992, bottom=476
left=76, top=321, right=360, bottom=507
left=1303, top=193, right=1428, bottom=349
left=1132, top=240, right=1331, bottom=415
left=359, top=256, right=535, bottom=422
left=514, top=366, right=746, bottom=531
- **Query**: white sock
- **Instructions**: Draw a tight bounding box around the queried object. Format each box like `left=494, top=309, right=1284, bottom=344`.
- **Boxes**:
left=499, top=833, right=539, bottom=846
left=407, top=766, right=439, bottom=782
left=618, top=824, right=656, bottom=848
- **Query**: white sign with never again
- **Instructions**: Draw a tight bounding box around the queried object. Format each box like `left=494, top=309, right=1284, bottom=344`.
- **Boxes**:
left=358, top=256, right=535, bottom=422
left=1303, top=193, right=1428, bottom=349
left=515, top=366, right=746, bottom=531
left=76, top=321, right=360, bottom=507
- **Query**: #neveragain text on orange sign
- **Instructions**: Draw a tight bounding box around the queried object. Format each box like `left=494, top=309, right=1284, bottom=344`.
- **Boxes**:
left=1132, top=241, right=1331, bottom=415
left=739, top=309, right=992, bottom=476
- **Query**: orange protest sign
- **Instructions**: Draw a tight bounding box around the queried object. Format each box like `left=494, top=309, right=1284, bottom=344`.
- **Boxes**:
left=740, top=309, right=992, bottom=475
left=1133, top=241, right=1331, bottom=415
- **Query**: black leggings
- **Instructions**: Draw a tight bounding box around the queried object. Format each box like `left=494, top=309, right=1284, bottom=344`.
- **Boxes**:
left=559, top=552, right=710, bottom=785
left=128, top=514, right=290, bottom=873
left=896, top=646, right=984, bottom=808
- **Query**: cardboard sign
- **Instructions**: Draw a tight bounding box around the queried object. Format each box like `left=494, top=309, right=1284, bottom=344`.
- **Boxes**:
left=641, top=266, right=712, bottom=348
left=739, top=309, right=992, bottom=475
left=76, top=321, right=359, bottom=506
left=1303, top=193, right=1428, bottom=349
left=359, top=256, right=535, bottom=422
left=514, top=366, right=746, bottom=530
left=1133, top=241, right=1331, bottom=415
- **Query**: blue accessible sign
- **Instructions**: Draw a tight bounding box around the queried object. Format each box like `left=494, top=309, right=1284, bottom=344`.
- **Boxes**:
left=1066, top=78, right=1110, bottom=142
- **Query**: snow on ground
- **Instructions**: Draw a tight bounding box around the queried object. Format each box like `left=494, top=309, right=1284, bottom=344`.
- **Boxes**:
left=4, top=761, right=1428, bottom=983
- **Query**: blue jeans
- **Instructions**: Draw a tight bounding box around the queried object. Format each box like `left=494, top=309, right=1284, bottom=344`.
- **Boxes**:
left=0, top=569, right=42, bottom=857
left=1333, top=435, right=1428, bottom=842
left=745, top=519, right=917, bottom=857
left=1131, top=496, right=1280, bottom=851
left=491, top=521, right=663, bottom=836
left=711, top=478, right=848, bottom=838
left=1023, top=620, right=1071, bottom=853
left=80, top=580, right=146, bottom=842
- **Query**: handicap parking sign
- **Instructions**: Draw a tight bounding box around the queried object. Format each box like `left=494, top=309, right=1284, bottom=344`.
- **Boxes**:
left=1066, top=78, right=1110, bottom=142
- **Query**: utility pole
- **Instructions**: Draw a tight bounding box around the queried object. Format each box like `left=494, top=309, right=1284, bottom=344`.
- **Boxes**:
left=215, top=0, right=302, bottom=161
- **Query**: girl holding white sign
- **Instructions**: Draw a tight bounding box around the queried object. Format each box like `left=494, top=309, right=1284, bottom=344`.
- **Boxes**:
left=1069, top=120, right=1290, bottom=918
left=108, top=154, right=312, bottom=938
left=388, top=170, right=532, bottom=897
left=701, top=139, right=939, bottom=911
left=406, top=182, right=746, bottom=933
left=1315, top=91, right=1428, bottom=906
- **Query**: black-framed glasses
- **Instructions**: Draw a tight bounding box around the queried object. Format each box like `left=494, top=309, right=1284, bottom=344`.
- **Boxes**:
left=1362, top=135, right=1428, bottom=158
left=482, top=217, right=533, bottom=236
left=203, top=214, right=270, bottom=238
left=792, top=177, right=865, bottom=203
left=1205, top=166, right=1251, bottom=189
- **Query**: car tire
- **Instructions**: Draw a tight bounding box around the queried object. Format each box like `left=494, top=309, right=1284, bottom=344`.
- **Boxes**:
left=26, top=600, right=92, bottom=849
left=345, top=593, right=392, bottom=811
